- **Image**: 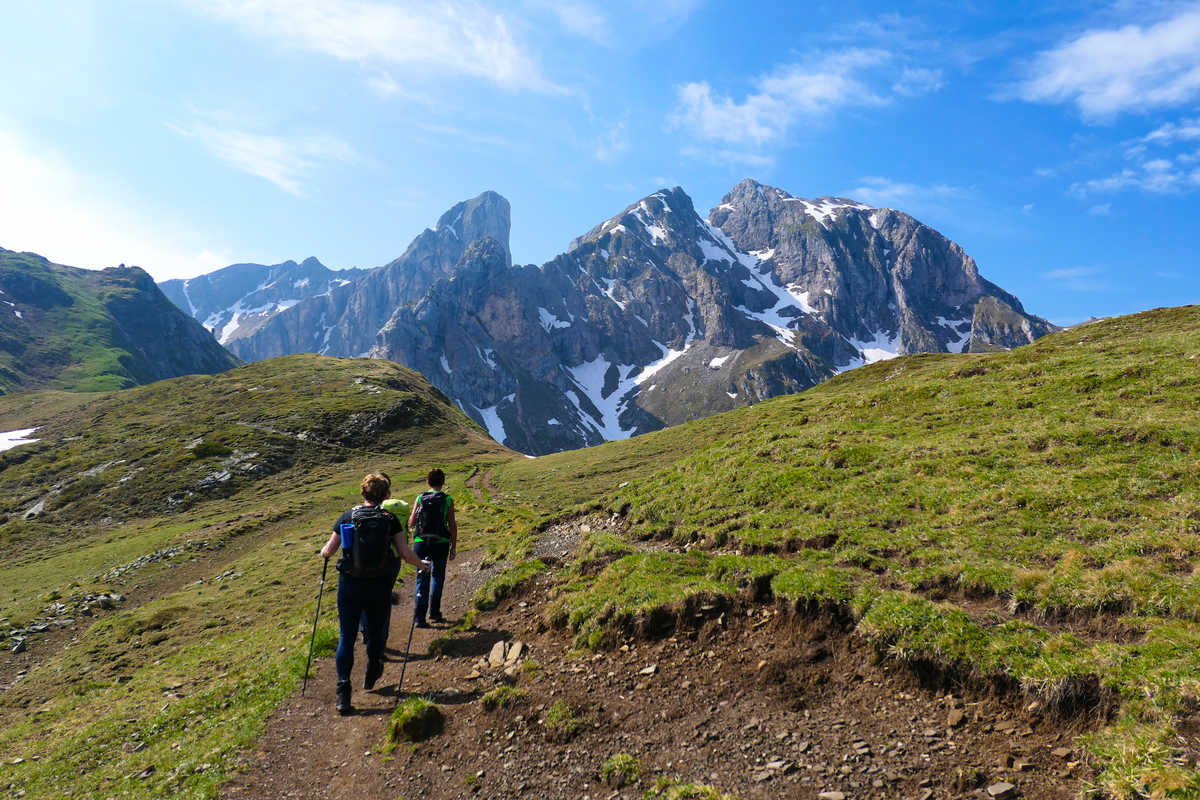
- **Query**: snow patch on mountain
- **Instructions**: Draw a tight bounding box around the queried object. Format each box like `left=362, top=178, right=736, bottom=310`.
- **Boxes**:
left=538, top=306, right=572, bottom=331
left=599, top=278, right=626, bottom=310
left=937, top=315, right=974, bottom=353
left=0, top=427, right=39, bottom=451
left=783, top=197, right=874, bottom=229
left=565, top=356, right=636, bottom=440
left=474, top=397, right=510, bottom=445
left=732, top=254, right=817, bottom=345
left=837, top=330, right=902, bottom=372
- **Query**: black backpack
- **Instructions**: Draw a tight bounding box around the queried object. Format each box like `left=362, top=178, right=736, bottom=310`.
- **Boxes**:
left=413, top=491, right=449, bottom=542
left=341, top=505, right=396, bottom=578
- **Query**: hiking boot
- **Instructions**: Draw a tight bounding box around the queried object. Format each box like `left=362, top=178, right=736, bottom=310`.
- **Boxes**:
left=364, top=659, right=384, bottom=690
left=414, top=619, right=431, bottom=629
left=430, top=612, right=446, bottom=623
left=335, top=680, right=353, bottom=715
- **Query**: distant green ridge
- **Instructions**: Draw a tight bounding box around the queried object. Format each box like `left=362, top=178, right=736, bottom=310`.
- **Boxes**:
left=0, top=248, right=240, bottom=394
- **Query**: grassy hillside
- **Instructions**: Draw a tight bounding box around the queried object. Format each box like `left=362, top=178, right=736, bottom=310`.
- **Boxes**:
left=0, top=307, right=1197, bottom=799
left=0, top=248, right=240, bottom=393
left=0, top=355, right=514, bottom=799
left=484, top=305, right=1200, bottom=798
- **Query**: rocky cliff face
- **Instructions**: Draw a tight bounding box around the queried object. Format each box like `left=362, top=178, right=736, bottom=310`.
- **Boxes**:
left=708, top=180, right=1057, bottom=360
left=368, top=183, right=1053, bottom=454
left=0, top=249, right=239, bottom=393
left=223, top=191, right=511, bottom=361
left=169, top=182, right=1054, bottom=454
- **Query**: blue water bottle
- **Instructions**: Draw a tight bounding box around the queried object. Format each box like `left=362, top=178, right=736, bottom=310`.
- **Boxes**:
left=339, top=521, right=354, bottom=551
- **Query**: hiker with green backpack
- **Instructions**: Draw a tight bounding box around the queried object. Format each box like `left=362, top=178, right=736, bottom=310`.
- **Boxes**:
left=408, top=468, right=457, bottom=628
left=320, top=472, right=430, bottom=714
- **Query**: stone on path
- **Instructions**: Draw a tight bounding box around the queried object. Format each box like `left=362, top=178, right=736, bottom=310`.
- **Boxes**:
left=817, top=791, right=845, bottom=800
left=987, top=781, right=1016, bottom=799
left=488, top=641, right=506, bottom=668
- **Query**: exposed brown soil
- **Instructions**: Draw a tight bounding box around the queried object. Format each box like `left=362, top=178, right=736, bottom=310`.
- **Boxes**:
left=464, top=468, right=497, bottom=504
left=220, top=537, right=1102, bottom=800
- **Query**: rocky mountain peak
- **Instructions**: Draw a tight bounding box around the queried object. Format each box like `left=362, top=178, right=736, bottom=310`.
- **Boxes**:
left=432, top=190, right=512, bottom=268
left=178, top=179, right=1055, bottom=456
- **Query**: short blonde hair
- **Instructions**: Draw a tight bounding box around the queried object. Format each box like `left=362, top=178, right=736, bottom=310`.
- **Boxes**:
left=360, top=473, right=390, bottom=504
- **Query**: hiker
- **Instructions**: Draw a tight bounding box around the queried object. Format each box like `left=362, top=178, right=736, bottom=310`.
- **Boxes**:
left=409, top=468, right=457, bottom=628
left=359, top=472, right=411, bottom=653
left=320, top=472, right=429, bottom=715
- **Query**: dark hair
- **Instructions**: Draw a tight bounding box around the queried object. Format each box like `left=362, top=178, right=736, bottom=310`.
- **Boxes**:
left=427, top=468, right=445, bottom=488
left=361, top=473, right=389, bottom=504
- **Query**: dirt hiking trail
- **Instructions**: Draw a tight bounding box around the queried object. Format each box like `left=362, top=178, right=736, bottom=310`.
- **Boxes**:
left=220, top=520, right=1099, bottom=800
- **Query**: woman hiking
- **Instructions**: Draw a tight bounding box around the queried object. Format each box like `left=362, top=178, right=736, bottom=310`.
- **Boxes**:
left=320, top=472, right=430, bottom=714
left=408, top=468, right=457, bottom=628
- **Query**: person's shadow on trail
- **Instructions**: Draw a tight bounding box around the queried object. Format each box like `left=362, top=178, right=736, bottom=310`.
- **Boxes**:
left=426, top=626, right=513, bottom=659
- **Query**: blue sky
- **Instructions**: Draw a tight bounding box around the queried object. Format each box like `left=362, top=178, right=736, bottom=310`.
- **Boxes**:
left=1, top=1, right=1198, bottom=325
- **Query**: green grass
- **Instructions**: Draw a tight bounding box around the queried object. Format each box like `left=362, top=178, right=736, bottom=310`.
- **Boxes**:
left=473, top=559, right=548, bottom=610
left=3, top=307, right=1200, bottom=798
left=0, top=356, right=511, bottom=799
left=480, top=685, right=527, bottom=711
left=388, top=697, right=443, bottom=743
left=600, top=752, right=642, bottom=788
left=0, top=249, right=239, bottom=393
left=501, top=306, right=1200, bottom=797
left=644, top=776, right=737, bottom=800
left=543, top=699, right=588, bottom=742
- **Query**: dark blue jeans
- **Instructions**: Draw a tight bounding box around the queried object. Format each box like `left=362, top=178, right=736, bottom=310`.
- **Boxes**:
left=413, top=539, right=450, bottom=622
left=336, top=572, right=391, bottom=681
left=360, top=559, right=402, bottom=649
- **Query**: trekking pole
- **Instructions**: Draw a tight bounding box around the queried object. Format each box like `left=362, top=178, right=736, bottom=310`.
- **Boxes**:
left=394, top=613, right=417, bottom=706
left=302, top=557, right=330, bottom=695
left=395, top=559, right=430, bottom=706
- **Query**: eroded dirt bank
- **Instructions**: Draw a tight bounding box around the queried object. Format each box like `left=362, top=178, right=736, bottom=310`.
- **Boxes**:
left=221, top=541, right=1100, bottom=800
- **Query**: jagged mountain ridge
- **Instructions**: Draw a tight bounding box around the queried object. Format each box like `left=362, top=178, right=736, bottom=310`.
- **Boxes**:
left=368, top=182, right=1054, bottom=454
left=158, top=257, right=365, bottom=346
left=172, top=182, right=1053, bottom=454
left=221, top=192, right=511, bottom=360
left=0, top=248, right=240, bottom=393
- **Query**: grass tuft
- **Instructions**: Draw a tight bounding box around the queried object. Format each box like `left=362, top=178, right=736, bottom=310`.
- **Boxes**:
left=388, top=697, right=443, bottom=743
left=480, top=685, right=527, bottom=711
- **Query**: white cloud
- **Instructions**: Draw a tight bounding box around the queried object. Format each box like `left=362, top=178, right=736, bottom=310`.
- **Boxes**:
left=1072, top=114, right=1200, bottom=197
left=678, top=145, right=776, bottom=169
left=668, top=48, right=902, bottom=148
left=1017, top=7, right=1200, bottom=118
left=1022, top=203, right=1035, bottom=214
left=545, top=1, right=610, bottom=44
left=1088, top=203, right=1112, bottom=215
left=1142, top=117, right=1200, bottom=144
left=892, top=67, right=944, bottom=97
left=594, top=122, right=629, bottom=161
left=1070, top=157, right=1194, bottom=195
left=1043, top=266, right=1110, bottom=292
left=365, top=71, right=435, bottom=104
left=0, top=124, right=236, bottom=281
left=188, top=0, right=563, bottom=93
left=170, top=120, right=359, bottom=196
left=841, top=177, right=968, bottom=226
left=845, top=177, right=964, bottom=207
